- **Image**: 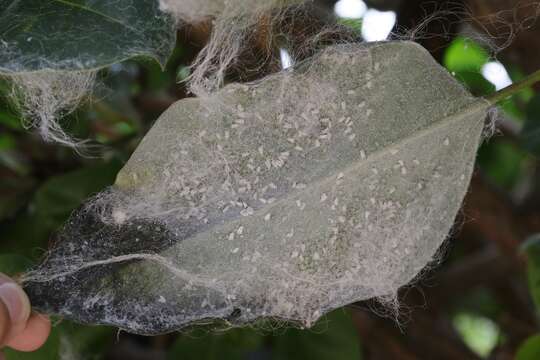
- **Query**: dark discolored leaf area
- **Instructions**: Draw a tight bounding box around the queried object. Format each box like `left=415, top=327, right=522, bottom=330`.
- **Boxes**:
left=0, top=0, right=176, bottom=73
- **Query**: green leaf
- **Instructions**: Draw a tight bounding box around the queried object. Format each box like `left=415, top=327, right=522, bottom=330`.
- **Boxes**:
left=522, top=94, right=540, bottom=156
left=338, top=18, right=363, bottom=34
left=167, top=327, right=264, bottom=360
left=0, top=0, right=176, bottom=73
left=0, top=254, right=33, bottom=276
left=272, top=310, right=361, bottom=360
left=0, top=133, right=15, bottom=150
left=444, top=37, right=490, bottom=74
left=0, top=160, right=122, bottom=259
left=477, top=140, right=528, bottom=190
left=166, top=310, right=361, bottom=360
left=517, top=334, right=540, bottom=360
left=522, top=235, right=540, bottom=312
left=451, top=71, right=495, bottom=97
left=0, top=108, right=22, bottom=130
left=0, top=176, right=35, bottom=219
left=34, top=160, right=122, bottom=228
left=453, top=311, right=500, bottom=357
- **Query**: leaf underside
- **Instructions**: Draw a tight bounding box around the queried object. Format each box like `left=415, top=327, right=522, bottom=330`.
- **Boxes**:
left=23, top=41, right=489, bottom=335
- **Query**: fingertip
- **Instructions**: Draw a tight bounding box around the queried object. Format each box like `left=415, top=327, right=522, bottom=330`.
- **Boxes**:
left=7, top=313, right=51, bottom=352
left=0, top=282, right=31, bottom=345
left=0, top=301, right=10, bottom=346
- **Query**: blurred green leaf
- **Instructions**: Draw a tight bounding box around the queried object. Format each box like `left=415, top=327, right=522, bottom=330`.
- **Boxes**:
left=0, top=151, right=31, bottom=176
left=444, top=37, right=490, bottom=74
left=0, top=254, right=33, bottom=276
left=167, top=310, right=360, bottom=360
left=517, top=334, right=540, bottom=360
left=498, top=66, right=536, bottom=121
left=477, top=141, right=528, bottom=190
left=0, top=108, right=22, bottom=130
left=0, top=176, right=35, bottom=219
left=451, top=288, right=503, bottom=321
left=0, top=213, right=53, bottom=259
left=34, top=160, right=122, bottom=228
left=272, top=310, right=361, bottom=360
left=522, top=94, right=540, bottom=156
left=453, top=312, right=500, bottom=357
left=0, top=133, right=15, bottom=150
left=167, top=327, right=264, bottom=360
left=443, top=37, right=497, bottom=98
left=521, top=234, right=540, bottom=312
left=507, top=65, right=536, bottom=103
left=0, top=160, right=122, bottom=258
left=338, top=18, right=363, bottom=34
left=452, top=71, right=495, bottom=97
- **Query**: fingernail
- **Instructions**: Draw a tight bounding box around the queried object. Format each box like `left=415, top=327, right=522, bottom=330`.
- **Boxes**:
left=0, top=283, right=30, bottom=323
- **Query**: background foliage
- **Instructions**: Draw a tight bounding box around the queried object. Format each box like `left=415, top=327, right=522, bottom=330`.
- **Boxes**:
left=1, top=0, right=540, bottom=359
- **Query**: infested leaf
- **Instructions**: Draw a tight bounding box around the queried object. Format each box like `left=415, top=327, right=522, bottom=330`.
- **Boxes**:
left=22, top=41, right=489, bottom=335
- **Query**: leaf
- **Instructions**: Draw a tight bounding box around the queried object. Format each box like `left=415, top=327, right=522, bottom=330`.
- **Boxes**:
left=0, top=0, right=176, bottom=145
left=0, top=175, right=35, bottom=219
left=477, top=141, right=528, bottom=190
left=516, top=334, right=540, bottom=360
left=23, top=41, right=489, bottom=335
left=0, top=108, right=22, bottom=130
left=272, top=309, right=361, bottom=360
left=522, top=94, right=540, bottom=156
left=452, top=312, right=500, bottom=357
left=444, top=37, right=490, bottom=74
left=34, top=160, right=122, bottom=228
left=0, top=0, right=175, bottom=73
left=451, top=71, right=495, bottom=97
left=166, top=309, right=360, bottom=360
left=0, top=160, right=122, bottom=258
left=521, top=234, right=540, bottom=311
left=0, top=254, right=33, bottom=276
left=167, top=327, right=264, bottom=360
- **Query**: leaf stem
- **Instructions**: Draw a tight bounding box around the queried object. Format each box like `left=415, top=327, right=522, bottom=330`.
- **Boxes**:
left=487, top=68, right=540, bottom=105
